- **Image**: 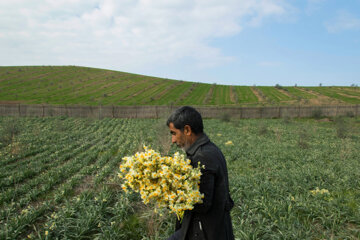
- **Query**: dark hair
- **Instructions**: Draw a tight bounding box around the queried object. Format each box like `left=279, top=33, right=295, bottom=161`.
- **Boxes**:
left=166, top=106, right=204, bottom=135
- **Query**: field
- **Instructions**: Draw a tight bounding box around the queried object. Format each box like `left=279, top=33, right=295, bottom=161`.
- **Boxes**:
left=1, top=66, right=360, bottom=106
left=1, top=116, right=359, bottom=239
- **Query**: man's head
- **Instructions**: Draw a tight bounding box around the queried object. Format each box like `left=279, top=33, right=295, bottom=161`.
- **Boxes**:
left=166, top=106, right=203, bottom=149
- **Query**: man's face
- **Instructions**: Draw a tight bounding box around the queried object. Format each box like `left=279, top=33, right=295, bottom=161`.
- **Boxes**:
left=168, top=122, right=189, bottom=149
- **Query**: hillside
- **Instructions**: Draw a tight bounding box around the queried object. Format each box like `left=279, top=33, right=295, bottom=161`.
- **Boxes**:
left=0, top=66, right=359, bottom=106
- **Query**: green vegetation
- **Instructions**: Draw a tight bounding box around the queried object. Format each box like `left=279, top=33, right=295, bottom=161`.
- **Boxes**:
left=1, top=66, right=360, bottom=106
left=234, top=86, right=259, bottom=104
left=177, top=84, right=212, bottom=105
left=306, top=87, right=360, bottom=104
left=149, top=82, right=194, bottom=106
left=283, top=87, right=316, bottom=100
left=0, top=116, right=359, bottom=239
left=257, top=86, right=292, bottom=103
left=208, top=85, right=233, bottom=105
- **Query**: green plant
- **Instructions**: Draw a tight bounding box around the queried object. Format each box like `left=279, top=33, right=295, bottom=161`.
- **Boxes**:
left=258, top=122, right=269, bottom=135
left=335, top=117, right=348, bottom=139
left=0, top=118, right=21, bottom=146
left=1, top=117, right=360, bottom=239
left=282, top=115, right=291, bottom=124
left=298, top=127, right=309, bottom=149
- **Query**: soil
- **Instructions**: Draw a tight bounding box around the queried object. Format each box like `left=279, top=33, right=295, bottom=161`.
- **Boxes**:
left=250, top=87, right=266, bottom=103
left=229, top=86, right=237, bottom=104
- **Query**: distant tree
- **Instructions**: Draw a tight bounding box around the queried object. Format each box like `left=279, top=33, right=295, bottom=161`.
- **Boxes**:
left=319, top=83, right=322, bottom=87
left=295, top=83, right=297, bottom=87
left=275, top=84, right=284, bottom=90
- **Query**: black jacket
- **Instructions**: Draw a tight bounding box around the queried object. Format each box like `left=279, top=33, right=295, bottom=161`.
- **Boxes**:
left=176, top=133, right=234, bottom=240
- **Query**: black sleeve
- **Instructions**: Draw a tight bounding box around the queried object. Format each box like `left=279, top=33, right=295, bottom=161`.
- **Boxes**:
left=192, top=170, right=215, bottom=213
left=191, top=152, right=217, bottom=214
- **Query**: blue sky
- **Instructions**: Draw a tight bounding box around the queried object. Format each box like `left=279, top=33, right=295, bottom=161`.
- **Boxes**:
left=1, top=0, right=360, bottom=86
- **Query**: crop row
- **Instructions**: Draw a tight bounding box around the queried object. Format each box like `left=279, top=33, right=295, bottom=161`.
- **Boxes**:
left=0, top=118, right=154, bottom=239
left=4, top=66, right=360, bottom=106
left=1, top=116, right=360, bottom=239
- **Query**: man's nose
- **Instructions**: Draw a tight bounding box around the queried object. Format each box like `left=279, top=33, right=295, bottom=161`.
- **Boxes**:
left=171, top=136, right=176, bottom=143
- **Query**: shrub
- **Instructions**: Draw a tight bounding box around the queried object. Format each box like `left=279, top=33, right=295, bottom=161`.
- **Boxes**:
left=312, top=109, right=323, bottom=119
left=275, top=84, right=282, bottom=89
left=346, top=111, right=355, bottom=118
left=220, top=113, right=231, bottom=122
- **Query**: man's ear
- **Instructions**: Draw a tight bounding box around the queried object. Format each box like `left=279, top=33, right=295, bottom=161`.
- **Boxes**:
left=183, top=125, right=192, bottom=136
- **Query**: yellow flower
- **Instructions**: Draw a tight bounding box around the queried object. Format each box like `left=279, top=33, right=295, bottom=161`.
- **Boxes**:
left=45, top=231, right=49, bottom=236
left=310, top=187, right=330, bottom=195
left=225, top=141, right=233, bottom=145
left=119, top=146, right=203, bottom=221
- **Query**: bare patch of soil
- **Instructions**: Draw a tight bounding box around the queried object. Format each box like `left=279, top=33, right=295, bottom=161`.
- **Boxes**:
left=11, top=142, right=22, bottom=155
left=317, top=118, right=333, bottom=122
left=295, top=87, right=318, bottom=97
left=124, top=81, right=162, bottom=100
left=276, top=88, right=294, bottom=98
left=145, top=81, right=184, bottom=103
left=73, top=175, right=94, bottom=196
left=250, top=87, right=266, bottom=103
left=175, top=83, right=198, bottom=104
left=0, top=100, right=24, bottom=104
left=297, top=88, right=344, bottom=105
left=203, top=84, right=215, bottom=104
left=229, top=86, right=237, bottom=104
left=337, top=92, right=360, bottom=100
left=111, top=79, right=148, bottom=98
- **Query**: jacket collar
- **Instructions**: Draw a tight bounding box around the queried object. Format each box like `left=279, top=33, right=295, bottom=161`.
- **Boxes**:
left=185, top=133, right=210, bottom=156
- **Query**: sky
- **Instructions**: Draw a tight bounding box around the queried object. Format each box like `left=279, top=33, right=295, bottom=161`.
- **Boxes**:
left=1, top=0, right=360, bottom=86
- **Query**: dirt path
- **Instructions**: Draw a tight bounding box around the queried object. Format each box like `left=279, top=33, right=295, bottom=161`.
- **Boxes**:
left=149, top=81, right=184, bottom=102
left=337, top=92, right=360, bottom=100
left=229, top=86, right=237, bottom=104
left=203, top=84, right=215, bottom=104
left=297, top=87, right=344, bottom=105
left=250, top=87, right=266, bottom=103
left=175, top=83, right=198, bottom=104
left=276, top=88, right=294, bottom=98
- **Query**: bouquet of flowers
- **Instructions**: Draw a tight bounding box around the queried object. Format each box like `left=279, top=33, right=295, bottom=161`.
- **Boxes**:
left=118, top=146, right=204, bottom=221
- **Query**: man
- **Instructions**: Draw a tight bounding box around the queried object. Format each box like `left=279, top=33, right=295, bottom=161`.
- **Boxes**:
left=166, top=106, right=234, bottom=240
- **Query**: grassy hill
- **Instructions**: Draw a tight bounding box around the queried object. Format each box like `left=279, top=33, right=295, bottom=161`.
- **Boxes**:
left=0, top=66, right=359, bottom=106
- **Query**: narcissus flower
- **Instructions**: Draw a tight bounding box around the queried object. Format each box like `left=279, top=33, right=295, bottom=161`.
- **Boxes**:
left=310, top=187, right=330, bottom=195
left=119, top=146, right=204, bottom=221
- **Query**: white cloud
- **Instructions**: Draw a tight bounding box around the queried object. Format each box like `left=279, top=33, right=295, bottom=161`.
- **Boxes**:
left=325, top=10, right=360, bottom=33
left=0, top=0, right=290, bottom=72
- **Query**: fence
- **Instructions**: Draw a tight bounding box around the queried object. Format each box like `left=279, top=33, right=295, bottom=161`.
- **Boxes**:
left=0, top=104, right=359, bottom=119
